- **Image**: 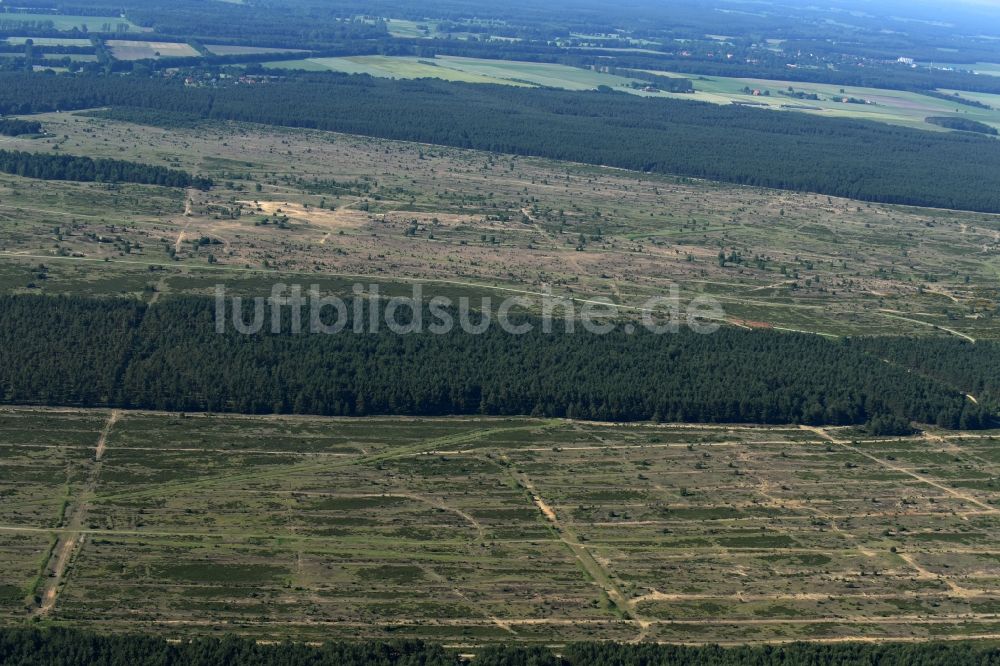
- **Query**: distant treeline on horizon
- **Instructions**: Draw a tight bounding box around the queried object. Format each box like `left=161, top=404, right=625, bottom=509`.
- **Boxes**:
left=3, top=72, right=1000, bottom=212
left=1, top=626, right=998, bottom=666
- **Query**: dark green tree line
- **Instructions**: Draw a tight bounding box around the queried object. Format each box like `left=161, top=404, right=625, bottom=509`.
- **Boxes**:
left=1, top=627, right=998, bottom=665
left=0, top=295, right=990, bottom=429
left=0, top=118, right=41, bottom=136
left=925, top=116, right=998, bottom=135
left=0, top=149, right=211, bottom=188
left=854, top=337, right=1000, bottom=418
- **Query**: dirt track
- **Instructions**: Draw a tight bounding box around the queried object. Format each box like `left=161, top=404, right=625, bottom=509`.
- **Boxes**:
left=32, top=409, right=119, bottom=617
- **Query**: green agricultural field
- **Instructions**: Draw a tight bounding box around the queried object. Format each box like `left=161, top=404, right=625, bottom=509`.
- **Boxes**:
left=0, top=13, right=139, bottom=32
left=106, top=40, right=200, bottom=61
left=2, top=407, right=999, bottom=643
left=925, top=62, right=1000, bottom=77
left=260, top=55, right=1000, bottom=125
left=431, top=56, right=643, bottom=90
left=260, top=58, right=331, bottom=72
left=938, top=88, right=1000, bottom=109
left=4, top=37, right=93, bottom=47
left=385, top=18, right=438, bottom=38
left=380, top=17, right=494, bottom=40
left=264, top=55, right=644, bottom=91
left=645, top=70, right=1000, bottom=131
left=265, top=56, right=515, bottom=84
left=41, top=54, right=98, bottom=62
left=204, top=44, right=308, bottom=56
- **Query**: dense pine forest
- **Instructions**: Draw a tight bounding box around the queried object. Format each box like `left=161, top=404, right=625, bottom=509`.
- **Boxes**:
left=0, top=150, right=212, bottom=189
left=1, top=627, right=998, bottom=665
left=856, top=337, right=1000, bottom=413
left=0, top=295, right=991, bottom=428
left=0, top=118, right=41, bottom=136
left=3, top=72, right=1000, bottom=211
left=924, top=116, right=999, bottom=135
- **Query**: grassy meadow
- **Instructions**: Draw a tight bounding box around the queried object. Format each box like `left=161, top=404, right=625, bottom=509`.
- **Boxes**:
left=644, top=70, right=1000, bottom=132
left=264, top=55, right=645, bottom=91
left=4, top=37, right=93, bottom=47
left=0, top=13, right=140, bottom=32
left=260, top=53, right=1000, bottom=131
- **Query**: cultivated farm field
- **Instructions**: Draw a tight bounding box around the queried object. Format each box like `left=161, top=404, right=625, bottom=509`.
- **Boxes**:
left=0, top=13, right=139, bottom=32
left=261, top=55, right=1000, bottom=130
left=1, top=408, right=999, bottom=644
left=925, top=62, right=1000, bottom=77
left=106, top=40, right=200, bottom=61
left=4, top=37, right=93, bottom=47
left=643, top=71, right=1000, bottom=132
left=204, top=44, right=308, bottom=56
left=266, top=55, right=516, bottom=83
left=264, top=55, right=645, bottom=91
left=384, top=18, right=438, bottom=38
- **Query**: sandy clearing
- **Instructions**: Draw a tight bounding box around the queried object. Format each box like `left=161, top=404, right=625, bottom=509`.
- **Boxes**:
left=241, top=200, right=368, bottom=231
left=174, top=223, right=189, bottom=253
left=532, top=495, right=558, bottom=522
left=94, top=409, right=120, bottom=461
left=37, top=533, right=80, bottom=614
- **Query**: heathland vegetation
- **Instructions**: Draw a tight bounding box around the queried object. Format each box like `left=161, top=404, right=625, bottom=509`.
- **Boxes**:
left=3, top=409, right=999, bottom=644
left=2, top=0, right=1000, bottom=656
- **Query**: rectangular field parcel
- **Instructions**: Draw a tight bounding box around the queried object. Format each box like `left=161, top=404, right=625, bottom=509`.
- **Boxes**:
left=106, top=41, right=200, bottom=61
